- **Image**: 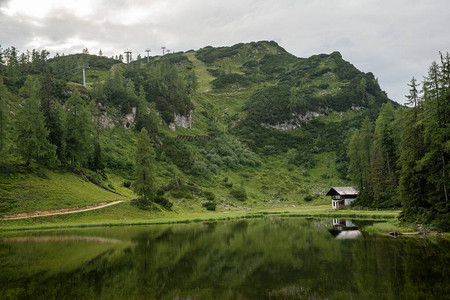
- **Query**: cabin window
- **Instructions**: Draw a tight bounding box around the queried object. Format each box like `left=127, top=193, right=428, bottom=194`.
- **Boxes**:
left=332, top=195, right=342, bottom=200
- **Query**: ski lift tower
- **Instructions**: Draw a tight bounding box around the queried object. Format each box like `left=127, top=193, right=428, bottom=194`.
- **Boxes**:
left=78, top=64, right=90, bottom=87
left=145, top=48, right=152, bottom=62
left=145, top=48, right=151, bottom=62
left=161, top=46, right=166, bottom=56
left=124, top=49, right=132, bottom=64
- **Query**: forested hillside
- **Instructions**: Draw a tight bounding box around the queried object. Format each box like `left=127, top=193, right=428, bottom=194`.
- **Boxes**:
left=347, top=53, right=450, bottom=230
left=0, top=42, right=447, bottom=229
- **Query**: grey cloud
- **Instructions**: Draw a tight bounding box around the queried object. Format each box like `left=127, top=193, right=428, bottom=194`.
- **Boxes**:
left=0, top=0, right=449, bottom=103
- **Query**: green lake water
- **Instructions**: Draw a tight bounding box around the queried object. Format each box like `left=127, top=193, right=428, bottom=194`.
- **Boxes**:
left=0, top=217, right=449, bottom=299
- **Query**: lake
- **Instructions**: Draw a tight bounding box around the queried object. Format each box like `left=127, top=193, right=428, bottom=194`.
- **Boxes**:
left=0, top=217, right=449, bottom=299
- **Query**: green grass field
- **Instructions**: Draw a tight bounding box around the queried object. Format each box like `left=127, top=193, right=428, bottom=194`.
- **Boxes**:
left=0, top=201, right=401, bottom=232
left=0, top=169, right=129, bottom=215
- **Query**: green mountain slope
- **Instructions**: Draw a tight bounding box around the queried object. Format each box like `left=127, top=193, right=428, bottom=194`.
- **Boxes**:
left=0, top=41, right=393, bottom=215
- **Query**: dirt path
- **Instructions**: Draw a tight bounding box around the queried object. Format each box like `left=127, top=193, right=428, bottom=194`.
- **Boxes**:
left=0, top=200, right=125, bottom=220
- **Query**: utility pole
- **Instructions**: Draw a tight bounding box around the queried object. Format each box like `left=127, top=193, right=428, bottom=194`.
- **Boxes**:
left=145, top=48, right=151, bottom=62
left=124, top=49, right=132, bottom=64
left=161, top=46, right=166, bottom=56
left=78, top=65, right=90, bottom=87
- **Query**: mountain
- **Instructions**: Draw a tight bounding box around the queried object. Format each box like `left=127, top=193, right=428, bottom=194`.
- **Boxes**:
left=0, top=41, right=393, bottom=215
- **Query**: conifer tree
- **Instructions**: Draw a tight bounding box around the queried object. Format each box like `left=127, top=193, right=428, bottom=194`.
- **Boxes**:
left=133, top=128, right=156, bottom=201
left=65, top=89, right=93, bottom=166
left=406, top=77, right=421, bottom=111
left=348, top=130, right=364, bottom=191
left=89, top=140, right=105, bottom=174
left=40, top=72, right=65, bottom=160
left=15, top=76, right=56, bottom=166
left=0, top=80, right=9, bottom=157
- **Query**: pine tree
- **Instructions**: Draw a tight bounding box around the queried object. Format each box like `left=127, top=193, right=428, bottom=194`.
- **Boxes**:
left=133, top=128, right=156, bottom=201
left=15, top=76, right=56, bottom=166
left=0, top=79, right=9, bottom=157
left=40, top=72, right=65, bottom=161
left=347, top=118, right=373, bottom=205
left=373, top=102, right=399, bottom=205
left=65, top=89, right=93, bottom=166
left=348, top=130, right=364, bottom=190
left=89, top=140, right=105, bottom=174
left=420, top=58, right=449, bottom=204
left=406, top=77, right=421, bottom=111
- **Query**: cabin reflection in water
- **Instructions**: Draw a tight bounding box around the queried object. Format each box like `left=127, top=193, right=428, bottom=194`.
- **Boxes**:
left=328, top=219, right=362, bottom=239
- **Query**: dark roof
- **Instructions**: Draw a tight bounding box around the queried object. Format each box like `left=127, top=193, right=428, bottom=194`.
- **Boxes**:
left=326, top=187, right=358, bottom=196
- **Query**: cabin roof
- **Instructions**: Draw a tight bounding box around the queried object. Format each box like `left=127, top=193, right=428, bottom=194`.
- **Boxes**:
left=326, top=187, right=358, bottom=196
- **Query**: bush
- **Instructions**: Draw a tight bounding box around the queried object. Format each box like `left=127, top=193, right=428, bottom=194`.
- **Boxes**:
left=230, top=187, right=247, bottom=201
left=202, top=201, right=217, bottom=211
left=304, top=195, right=313, bottom=202
left=211, top=73, right=249, bottom=89
left=123, top=181, right=131, bottom=188
left=190, top=160, right=211, bottom=179
left=225, top=182, right=233, bottom=188
left=155, top=196, right=173, bottom=209
left=203, top=190, right=215, bottom=201
left=170, top=190, right=192, bottom=199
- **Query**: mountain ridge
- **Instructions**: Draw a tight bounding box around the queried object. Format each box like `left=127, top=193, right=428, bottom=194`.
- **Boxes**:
left=0, top=40, right=393, bottom=215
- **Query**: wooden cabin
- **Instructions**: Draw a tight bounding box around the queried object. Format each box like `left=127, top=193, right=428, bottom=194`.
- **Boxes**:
left=326, top=187, right=358, bottom=209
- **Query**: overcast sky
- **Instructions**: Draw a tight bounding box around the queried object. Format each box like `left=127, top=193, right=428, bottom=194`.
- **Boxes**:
left=1, top=0, right=449, bottom=103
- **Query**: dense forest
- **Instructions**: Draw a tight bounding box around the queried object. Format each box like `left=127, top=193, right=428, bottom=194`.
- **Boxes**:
left=0, top=42, right=448, bottom=230
left=348, top=53, right=449, bottom=229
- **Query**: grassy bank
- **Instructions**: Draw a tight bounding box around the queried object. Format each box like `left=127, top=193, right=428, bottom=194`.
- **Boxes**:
left=0, top=203, right=401, bottom=232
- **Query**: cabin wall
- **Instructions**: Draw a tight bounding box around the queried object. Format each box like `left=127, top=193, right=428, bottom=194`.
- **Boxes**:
left=344, top=197, right=356, bottom=206
left=332, top=200, right=344, bottom=209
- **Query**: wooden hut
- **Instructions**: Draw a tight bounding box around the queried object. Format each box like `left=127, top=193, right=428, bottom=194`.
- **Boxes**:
left=326, top=187, right=358, bottom=209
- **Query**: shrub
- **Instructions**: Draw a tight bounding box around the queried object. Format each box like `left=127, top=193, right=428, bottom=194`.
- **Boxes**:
left=203, top=190, right=215, bottom=201
left=190, top=160, right=211, bottom=179
left=170, top=190, right=192, bottom=199
left=230, top=187, right=247, bottom=201
left=155, top=196, right=173, bottom=208
left=211, top=73, right=249, bottom=89
left=242, top=60, right=259, bottom=69
left=225, top=182, right=233, bottom=188
left=123, top=181, right=131, bottom=188
left=202, top=201, right=217, bottom=211
left=304, top=195, right=313, bottom=202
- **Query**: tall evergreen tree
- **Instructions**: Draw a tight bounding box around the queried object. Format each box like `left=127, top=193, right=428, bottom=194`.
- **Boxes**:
left=348, top=130, right=365, bottom=191
left=406, top=77, right=421, bottom=111
left=40, top=72, right=65, bottom=160
left=0, top=79, right=9, bottom=157
left=133, top=128, right=156, bottom=201
left=65, top=89, right=93, bottom=167
left=14, top=76, right=56, bottom=166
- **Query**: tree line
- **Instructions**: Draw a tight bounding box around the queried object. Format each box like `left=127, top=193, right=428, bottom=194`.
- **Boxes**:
left=348, top=52, right=449, bottom=230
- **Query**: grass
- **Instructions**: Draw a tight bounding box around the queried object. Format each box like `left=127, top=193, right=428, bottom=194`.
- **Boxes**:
left=0, top=169, right=128, bottom=215
left=0, top=203, right=401, bottom=232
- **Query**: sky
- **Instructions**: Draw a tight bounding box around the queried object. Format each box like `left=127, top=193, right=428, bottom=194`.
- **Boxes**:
left=0, top=0, right=449, bottom=104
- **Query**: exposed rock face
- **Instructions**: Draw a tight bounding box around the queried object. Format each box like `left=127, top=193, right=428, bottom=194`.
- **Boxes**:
left=169, top=110, right=194, bottom=131
left=261, top=111, right=324, bottom=131
left=350, top=105, right=364, bottom=111
left=99, top=114, right=115, bottom=129
left=123, top=107, right=136, bottom=129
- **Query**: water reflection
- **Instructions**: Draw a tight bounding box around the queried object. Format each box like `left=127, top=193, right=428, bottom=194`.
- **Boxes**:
left=329, top=219, right=362, bottom=239
left=0, top=218, right=448, bottom=299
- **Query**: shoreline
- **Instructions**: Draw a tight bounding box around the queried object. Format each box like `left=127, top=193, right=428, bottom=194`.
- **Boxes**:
left=0, top=205, right=403, bottom=233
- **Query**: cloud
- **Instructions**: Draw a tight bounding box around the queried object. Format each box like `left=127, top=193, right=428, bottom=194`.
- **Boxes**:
left=0, top=0, right=449, bottom=103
